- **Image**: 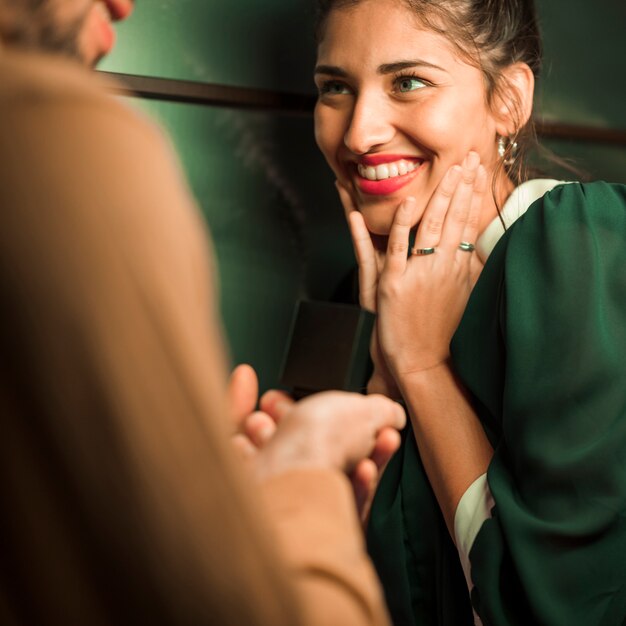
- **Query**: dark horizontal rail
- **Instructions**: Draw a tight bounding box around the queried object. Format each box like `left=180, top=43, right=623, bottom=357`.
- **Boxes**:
left=535, top=121, right=626, bottom=146
left=101, top=71, right=626, bottom=145
left=100, top=71, right=315, bottom=115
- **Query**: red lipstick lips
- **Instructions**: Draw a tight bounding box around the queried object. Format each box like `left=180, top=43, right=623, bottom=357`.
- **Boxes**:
left=355, top=155, right=424, bottom=196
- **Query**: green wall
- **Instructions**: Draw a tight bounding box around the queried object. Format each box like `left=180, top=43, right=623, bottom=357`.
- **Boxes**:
left=100, top=1, right=626, bottom=392
left=537, top=1, right=626, bottom=182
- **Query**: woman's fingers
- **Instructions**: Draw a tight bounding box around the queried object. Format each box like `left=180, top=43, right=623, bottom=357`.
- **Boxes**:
left=259, top=389, right=294, bottom=424
left=351, top=427, right=402, bottom=524
left=370, top=427, right=402, bottom=470
left=243, top=411, right=278, bottom=447
left=383, top=196, right=416, bottom=275
left=438, top=152, right=481, bottom=252
left=460, top=163, right=487, bottom=257
left=349, top=209, right=380, bottom=311
left=413, top=165, right=462, bottom=251
left=336, top=180, right=379, bottom=311
left=351, top=458, right=379, bottom=524
left=348, top=209, right=377, bottom=274
left=231, top=433, right=258, bottom=460
left=336, top=179, right=358, bottom=222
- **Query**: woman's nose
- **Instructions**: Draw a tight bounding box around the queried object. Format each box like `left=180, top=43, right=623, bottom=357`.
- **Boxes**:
left=343, top=95, right=395, bottom=155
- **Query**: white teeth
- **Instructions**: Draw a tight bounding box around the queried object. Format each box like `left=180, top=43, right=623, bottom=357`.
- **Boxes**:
left=357, top=159, right=420, bottom=181
left=376, top=164, right=390, bottom=180
left=364, top=166, right=377, bottom=181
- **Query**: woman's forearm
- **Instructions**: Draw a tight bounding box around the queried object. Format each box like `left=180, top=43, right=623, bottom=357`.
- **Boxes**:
left=397, top=360, right=493, bottom=538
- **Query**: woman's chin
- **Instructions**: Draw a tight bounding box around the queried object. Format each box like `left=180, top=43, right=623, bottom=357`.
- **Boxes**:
left=358, top=197, right=426, bottom=237
left=359, top=211, right=394, bottom=237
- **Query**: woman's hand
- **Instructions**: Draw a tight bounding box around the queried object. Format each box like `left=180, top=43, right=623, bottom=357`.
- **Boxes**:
left=376, top=152, right=487, bottom=379
left=336, top=181, right=401, bottom=399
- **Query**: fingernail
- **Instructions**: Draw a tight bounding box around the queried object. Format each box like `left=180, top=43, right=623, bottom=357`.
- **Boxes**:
left=465, top=151, right=480, bottom=169
left=404, top=196, right=416, bottom=207
left=448, top=165, right=462, bottom=180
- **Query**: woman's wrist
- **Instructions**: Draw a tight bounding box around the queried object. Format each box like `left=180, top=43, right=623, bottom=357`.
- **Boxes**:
left=367, top=368, right=401, bottom=400
left=389, top=349, right=450, bottom=377
left=394, top=357, right=453, bottom=394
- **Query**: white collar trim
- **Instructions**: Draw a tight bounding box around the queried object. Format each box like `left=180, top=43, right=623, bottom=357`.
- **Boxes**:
left=476, top=179, right=566, bottom=262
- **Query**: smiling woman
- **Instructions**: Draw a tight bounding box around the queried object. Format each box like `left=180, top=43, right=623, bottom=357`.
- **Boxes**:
left=313, top=1, right=626, bottom=625
left=313, top=0, right=532, bottom=236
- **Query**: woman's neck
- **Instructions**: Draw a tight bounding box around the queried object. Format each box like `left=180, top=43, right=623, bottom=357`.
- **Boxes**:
left=478, top=170, right=515, bottom=236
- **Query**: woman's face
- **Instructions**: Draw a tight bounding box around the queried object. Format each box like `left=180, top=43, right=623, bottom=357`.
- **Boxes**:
left=314, top=0, right=502, bottom=235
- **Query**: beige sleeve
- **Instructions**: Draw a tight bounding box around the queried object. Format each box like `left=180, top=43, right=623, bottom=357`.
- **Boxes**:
left=262, top=470, right=392, bottom=626
left=0, top=57, right=389, bottom=626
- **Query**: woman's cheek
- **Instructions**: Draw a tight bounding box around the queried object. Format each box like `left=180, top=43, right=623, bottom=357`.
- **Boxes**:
left=313, top=107, right=324, bottom=146
left=315, top=109, right=346, bottom=171
left=314, top=109, right=334, bottom=157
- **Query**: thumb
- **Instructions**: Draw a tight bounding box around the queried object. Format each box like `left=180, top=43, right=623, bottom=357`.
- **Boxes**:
left=227, top=364, right=259, bottom=428
left=363, top=394, right=407, bottom=432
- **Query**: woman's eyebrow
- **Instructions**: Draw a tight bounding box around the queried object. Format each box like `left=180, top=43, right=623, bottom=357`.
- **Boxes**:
left=314, top=65, right=348, bottom=76
left=314, top=60, right=447, bottom=76
left=378, top=60, right=446, bottom=74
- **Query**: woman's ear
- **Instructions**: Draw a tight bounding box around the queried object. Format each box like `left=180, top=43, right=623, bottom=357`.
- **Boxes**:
left=493, top=62, right=535, bottom=136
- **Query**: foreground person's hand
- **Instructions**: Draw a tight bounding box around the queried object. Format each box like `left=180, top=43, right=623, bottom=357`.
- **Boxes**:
left=259, top=390, right=402, bottom=524
left=227, top=364, right=279, bottom=459
left=254, top=391, right=406, bottom=484
left=228, top=365, right=404, bottom=521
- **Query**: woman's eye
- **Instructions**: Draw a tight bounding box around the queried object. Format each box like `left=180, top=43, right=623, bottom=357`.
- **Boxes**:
left=396, top=77, right=427, bottom=93
left=319, top=81, right=352, bottom=96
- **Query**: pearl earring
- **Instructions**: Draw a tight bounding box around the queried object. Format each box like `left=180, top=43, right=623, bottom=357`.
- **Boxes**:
left=497, top=135, right=518, bottom=165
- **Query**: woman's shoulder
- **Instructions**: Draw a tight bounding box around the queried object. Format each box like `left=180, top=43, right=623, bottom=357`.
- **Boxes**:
left=491, top=180, right=626, bottom=306
left=481, top=180, right=626, bottom=269
left=520, top=180, right=626, bottom=230
left=502, top=180, right=626, bottom=255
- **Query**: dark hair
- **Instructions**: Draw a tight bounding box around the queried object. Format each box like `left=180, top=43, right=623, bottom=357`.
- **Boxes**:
left=315, top=0, right=543, bottom=192
left=0, top=0, right=84, bottom=60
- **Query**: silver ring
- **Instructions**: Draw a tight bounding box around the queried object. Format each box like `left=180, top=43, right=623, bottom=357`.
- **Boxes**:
left=458, top=241, right=475, bottom=253
left=412, top=247, right=436, bottom=256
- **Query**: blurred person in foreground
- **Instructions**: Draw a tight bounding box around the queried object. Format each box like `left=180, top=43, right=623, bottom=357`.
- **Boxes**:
left=0, top=2, right=405, bottom=624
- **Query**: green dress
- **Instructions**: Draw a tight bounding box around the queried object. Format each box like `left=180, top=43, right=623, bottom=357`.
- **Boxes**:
left=367, top=182, right=626, bottom=625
